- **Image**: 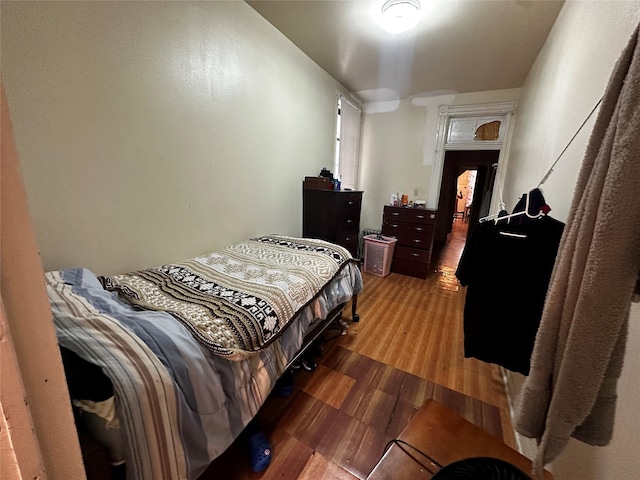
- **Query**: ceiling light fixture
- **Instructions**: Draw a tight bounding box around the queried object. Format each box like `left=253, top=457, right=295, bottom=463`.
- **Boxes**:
left=380, top=0, right=422, bottom=34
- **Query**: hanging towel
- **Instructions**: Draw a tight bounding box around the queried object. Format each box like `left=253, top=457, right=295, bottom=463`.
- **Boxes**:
left=514, top=24, right=640, bottom=477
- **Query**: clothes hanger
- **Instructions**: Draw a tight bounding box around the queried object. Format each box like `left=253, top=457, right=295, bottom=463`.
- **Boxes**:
left=478, top=186, right=508, bottom=224
left=478, top=201, right=508, bottom=224
left=479, top=190, right=545, bottom=225
left=494, top=190, right=545, bottom=225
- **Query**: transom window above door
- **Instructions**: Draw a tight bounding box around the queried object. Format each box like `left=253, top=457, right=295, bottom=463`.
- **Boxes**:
left=447, top=117, right=504, bottom=144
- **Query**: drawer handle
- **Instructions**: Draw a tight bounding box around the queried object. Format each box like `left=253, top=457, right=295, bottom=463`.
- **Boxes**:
left=411, top=253, right=420, bottom=257
left=390, top=224, right=399, bottom=228
left=413, top=239, right=422, bottom=243
left=391, top=212, right=400, bottom=216
left=416, top=215, right=425, bottom=219
left=347, top=219, right=353, bottom=223
left=345, top=237, right=351, bottom=241
left=415, top=227, right=423, bottom=231
left=348, top=201, right=355, bottom=205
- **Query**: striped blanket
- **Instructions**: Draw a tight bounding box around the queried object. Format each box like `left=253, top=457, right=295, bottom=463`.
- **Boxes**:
left=47, top=238, right=362, bottom=480
left=99, top=235, right=354, bottom=360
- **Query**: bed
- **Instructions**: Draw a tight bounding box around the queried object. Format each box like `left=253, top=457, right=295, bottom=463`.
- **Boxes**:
left=47, top=235, right=363, bottom=480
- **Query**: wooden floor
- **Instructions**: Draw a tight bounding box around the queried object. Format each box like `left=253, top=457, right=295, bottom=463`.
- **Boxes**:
left=202, top=219, right=514, bottom=479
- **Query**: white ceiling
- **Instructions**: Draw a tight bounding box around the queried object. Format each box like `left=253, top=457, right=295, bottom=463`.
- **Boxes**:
left=247, top=0, right=565, bottom=103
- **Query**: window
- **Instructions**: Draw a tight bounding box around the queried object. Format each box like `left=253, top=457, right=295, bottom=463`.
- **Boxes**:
left=334, top=96, right=362, bottom=190
left=446, top=116, right=504, bottom=144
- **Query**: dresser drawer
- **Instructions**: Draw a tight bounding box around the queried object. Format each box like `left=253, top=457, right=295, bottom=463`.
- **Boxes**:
left=382, top=225, right=432, bottom=247
left=337, top=204, right=362, bottom=222
left=336, top=196, right=362, bottom=224
left=396, top=233, right=430, bottom=248
left=382, top=220, right=433, bottom=238
left=394, top=245, right=431, bottom=264
left=336, top=229, right=358, bottom=245
left=391, top=258, right=430, bottom=277
left=335, top=232, right=359, bottom=257
left=336, top=192, right=362, bottom=208
left=383, top=206, right=436, bottom=224
left=337, top=216, right=360, bottom=234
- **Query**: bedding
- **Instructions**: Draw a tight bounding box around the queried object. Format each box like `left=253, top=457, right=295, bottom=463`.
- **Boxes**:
left=47, top=236, right=362, bottom=480
left=98, top=235, right=353, bottom=360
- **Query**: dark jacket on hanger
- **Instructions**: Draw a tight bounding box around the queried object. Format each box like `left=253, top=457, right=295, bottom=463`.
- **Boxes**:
left=455, top=215, right=564, bottom=374
left=511, top=188, right=551, bottom=224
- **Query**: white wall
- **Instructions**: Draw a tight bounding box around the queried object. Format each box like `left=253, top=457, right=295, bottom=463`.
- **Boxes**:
left=503, top=1, right=640, bottom=478
left=359, top=89, right=520, bottom=230
left=1, top=1, right=348, bottom=275
left=1, top=83, right=86, bottom=480
left=359, top=98, right=428, bottom=229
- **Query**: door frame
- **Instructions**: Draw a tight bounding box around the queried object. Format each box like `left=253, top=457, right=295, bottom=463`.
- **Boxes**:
left=434, top=151, right=500, bottom=244
left=428, top=101, right=518, bottom=215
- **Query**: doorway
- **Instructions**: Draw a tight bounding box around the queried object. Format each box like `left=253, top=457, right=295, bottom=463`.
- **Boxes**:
left=455, top=169, right=477, bottom=223
left=434, top=150, right=500, bottom=245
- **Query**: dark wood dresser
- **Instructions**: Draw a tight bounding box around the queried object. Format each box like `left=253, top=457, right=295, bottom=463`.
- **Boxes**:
left=382, top=205, right=437, bottom=279
left=303, top=188, right=363, bottom=258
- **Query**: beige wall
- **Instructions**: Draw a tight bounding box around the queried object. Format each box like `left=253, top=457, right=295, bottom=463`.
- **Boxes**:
left=1, top=1, right=349, bottom=275
left=359, top=99, right=428, bottom=229
left=358, top=88, right=520, bottom=230
left=1, top=85, right=85, bottom=479
left=503, top=1, right=640, bottom=478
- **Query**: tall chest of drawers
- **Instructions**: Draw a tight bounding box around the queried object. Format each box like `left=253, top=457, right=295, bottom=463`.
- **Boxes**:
left=303, top=188, right=363, bottom=258
left=382, top=206, right=437, bottom=279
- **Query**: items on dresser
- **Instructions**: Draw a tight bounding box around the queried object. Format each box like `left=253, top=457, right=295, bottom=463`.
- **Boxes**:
left=382, top=205, right=437, bottom=279
left=303, top=176, right=333, bottom=190
left=303, top=187, right=363, bottom=258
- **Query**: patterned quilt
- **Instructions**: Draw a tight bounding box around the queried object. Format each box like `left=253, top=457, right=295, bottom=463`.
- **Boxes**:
left=99, top=235, right=355, bottom=360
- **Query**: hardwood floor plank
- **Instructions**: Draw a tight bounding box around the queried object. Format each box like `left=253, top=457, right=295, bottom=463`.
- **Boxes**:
left=340, top=382, right=398, bottom=434
left=300, top=365, right=355, bottom=410
left=385, top=399, right=420, bottom=440
left=398, top=372, right=430, bottom=407
left=320, top=412, right=392, bottom=480
left=278, top=392, right=340, bottom=445
left=298, top=452, right=360, bottom=480
left=262, top=430, right=315, bottom=480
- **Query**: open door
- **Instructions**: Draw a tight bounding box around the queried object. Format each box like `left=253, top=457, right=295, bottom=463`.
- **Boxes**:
left=434, top=150, right=500, bottom=245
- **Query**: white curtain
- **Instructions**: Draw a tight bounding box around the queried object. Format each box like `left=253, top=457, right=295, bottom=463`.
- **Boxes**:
left=338, top=97, right=361, bottom=190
